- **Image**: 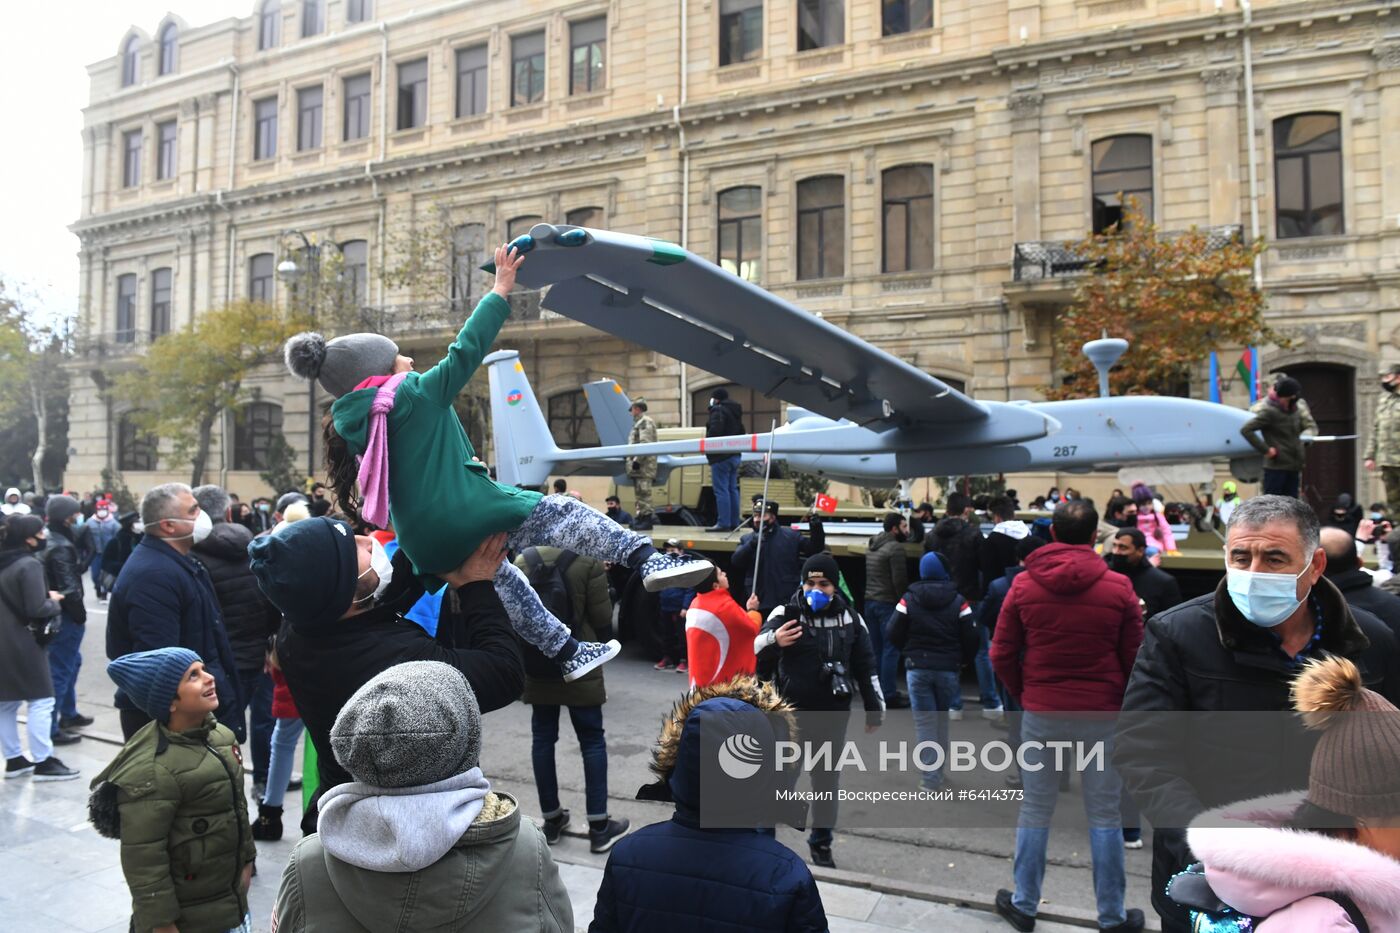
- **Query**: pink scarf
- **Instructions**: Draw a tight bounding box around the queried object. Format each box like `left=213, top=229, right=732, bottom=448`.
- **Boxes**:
left=355, top=371, right=408, bottom=529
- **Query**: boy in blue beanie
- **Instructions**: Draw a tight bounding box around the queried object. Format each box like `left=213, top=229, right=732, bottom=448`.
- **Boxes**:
left=90, top=648, right=256, bottom=933
left=887, top=551, right=974, bottom=789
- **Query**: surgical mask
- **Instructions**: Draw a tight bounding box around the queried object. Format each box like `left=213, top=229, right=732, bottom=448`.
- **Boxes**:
left=1372, top=512, right=1384, bottom=521
left=804, top=588, right=831, bottom=613
left=132, top=521, right=145, bottom=535
left=167, top=510, right=213, bottom=544
left=1225, top=562, right=1311, bottom=628
left=357, top=538, right=394, bottom=603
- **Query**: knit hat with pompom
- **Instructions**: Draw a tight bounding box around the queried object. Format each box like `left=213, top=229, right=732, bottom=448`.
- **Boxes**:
left=1291, top=654, right=1400, bottom=819
left=284, top=331, right=399, bottom=399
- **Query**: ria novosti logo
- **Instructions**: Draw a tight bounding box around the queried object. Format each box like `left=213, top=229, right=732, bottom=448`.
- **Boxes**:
left=717, top=732, right=765, bottom=780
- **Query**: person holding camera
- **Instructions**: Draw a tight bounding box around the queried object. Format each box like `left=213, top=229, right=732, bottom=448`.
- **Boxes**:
left=755, top=553, right=884, bottom=870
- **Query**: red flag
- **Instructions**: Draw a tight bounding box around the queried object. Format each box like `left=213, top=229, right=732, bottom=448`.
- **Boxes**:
left=814, top=493, right=838, bottom=514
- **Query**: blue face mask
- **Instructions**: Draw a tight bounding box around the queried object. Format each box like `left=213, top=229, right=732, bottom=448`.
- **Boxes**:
left=804, top=588, right=831, bottom=613
left=1371, top=512, right=1384, bottom=521
left=1224, top=562, right=1310, bottom=628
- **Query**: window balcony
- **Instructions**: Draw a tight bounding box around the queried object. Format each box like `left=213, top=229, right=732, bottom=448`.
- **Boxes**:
left=1011, top=225, right=1244, bottom=282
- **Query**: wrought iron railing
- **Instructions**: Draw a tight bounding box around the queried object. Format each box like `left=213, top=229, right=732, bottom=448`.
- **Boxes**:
left=1011, top=225, right=1244, bottom=281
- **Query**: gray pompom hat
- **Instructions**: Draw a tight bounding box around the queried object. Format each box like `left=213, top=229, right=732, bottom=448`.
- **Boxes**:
left=284, top=331, right=400, bottom=398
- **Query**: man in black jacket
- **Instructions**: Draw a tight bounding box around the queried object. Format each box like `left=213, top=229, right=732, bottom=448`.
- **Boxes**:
left=731, top=500, right=825, bottom=619
left=1107, top=528, right=1183, bottom=621
left=42, top=495, right=88, bottom=744
left=755, top=553, right=883, bottom=870
left=1320, top=525, right=1400, bottom=638
left=704, top=388, right=745, bottom=531
left=249, top=517, right=524, bottom=827
left=1115, top=494, right=1400, bottom=932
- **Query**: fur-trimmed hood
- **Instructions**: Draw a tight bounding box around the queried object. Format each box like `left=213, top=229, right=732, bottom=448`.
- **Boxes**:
left=1187, top=792, right=1400, bottom=930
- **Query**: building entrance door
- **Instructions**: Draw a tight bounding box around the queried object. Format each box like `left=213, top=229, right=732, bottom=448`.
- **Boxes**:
left=1282, top=363, right=1356, bottom=515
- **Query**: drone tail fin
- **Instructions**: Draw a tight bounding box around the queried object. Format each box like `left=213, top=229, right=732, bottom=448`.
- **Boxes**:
left=485, top=350, right=562, bottom=488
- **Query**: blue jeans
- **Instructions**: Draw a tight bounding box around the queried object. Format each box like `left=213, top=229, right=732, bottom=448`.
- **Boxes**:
left=47, top=615, right=84, bottom=733
left=906, top=669, right=962, bottom=788
left=711, top=455, right=741, bottom=527
left=262, top=716, right=304, bottom=808
left=949, top=625, right=1002, bottom=711
left=531, top=704, right=609, bottom=822
left=862, top=599, right=901, bottom=699
left=235, top=669, right=275, bottom=785
left=1013, top=713, right=1126, bottom=928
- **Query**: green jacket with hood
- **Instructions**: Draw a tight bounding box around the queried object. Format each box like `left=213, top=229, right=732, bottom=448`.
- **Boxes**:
left=330, top=292, right=541, bottom=582
left=88, top=715, right=254, bottom=933
left=1240, top=395, right=1318, bottom=472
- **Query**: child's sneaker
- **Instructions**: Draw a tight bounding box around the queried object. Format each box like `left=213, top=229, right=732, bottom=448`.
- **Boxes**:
left=562, top=640, right=621, bottom=682
left=32, top=757, right=79, bottom=781
left=589, top=817, right=630, bottom=853
left=640, top=552, right=714, bottom=593
left=4, top=755, right=34, bottom=779
left=542, top=809, right=570, bottom=845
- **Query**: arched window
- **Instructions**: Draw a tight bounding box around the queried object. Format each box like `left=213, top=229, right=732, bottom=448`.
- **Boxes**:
left=1274, top=112, right=1343, bottom=239
left=718, top=186, right=762, bottom=283
left=882, top=164, right=934, bottom=272
left=796, top=175, right=844, bottom=280
left=691, top=384, right=781, bottom=436
left=234, top=402, right=284, bottom=470
left=339, top=240, right=368, bottom=309
left=118, top=413, right=158, bottom=471
left=158, top=24, right=177, bottom=76
left=121, top=36, right=140, bottom=87
left=507, top=215, right=542, bottom=241
left=1091, top=134, right=1153, bottom=233
left=548, top=390, right=599, bottom=449
left=259, top=1, right=281, bottom=50
left=150, top=268, right=172, bottom=337
left=450, top=223, right=486, bottom=310
left=565, top=206, right=604, bottom=228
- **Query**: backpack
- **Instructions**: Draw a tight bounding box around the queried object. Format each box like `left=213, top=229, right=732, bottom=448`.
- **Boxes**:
left=1168, top=863, right=1371, bottom=933
left=521, top=547, right=578, bottom=629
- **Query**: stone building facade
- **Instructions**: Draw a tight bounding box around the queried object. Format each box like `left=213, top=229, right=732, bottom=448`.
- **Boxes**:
left=69, top=0, right=1400, bottom=508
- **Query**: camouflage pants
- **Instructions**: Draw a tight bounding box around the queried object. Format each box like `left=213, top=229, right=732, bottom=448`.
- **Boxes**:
left=1383, top=466, right=1400, bottom=517
left=632, top=476, right=654, bottom=519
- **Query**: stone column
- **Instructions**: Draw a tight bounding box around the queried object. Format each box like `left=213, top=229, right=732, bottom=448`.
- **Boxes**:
left=1376, top=44, right=1400, bottom=266
left=90, top=122, right=113, bottom=215
left=196, top=93, right=218, bottom=193
left=178, top=96, right=199, bottom=194
left=176, top=229, right=196, bottom=328
left=1201, top=67, right=1243, bottom=228
left=1008, top=93, right=1043, bottom=244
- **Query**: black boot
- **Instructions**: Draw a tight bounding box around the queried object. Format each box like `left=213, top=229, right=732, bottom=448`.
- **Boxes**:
left=251, top=803, right=283, bottom=842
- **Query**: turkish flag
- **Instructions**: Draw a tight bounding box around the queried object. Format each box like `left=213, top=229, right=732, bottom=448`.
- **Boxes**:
left=814, top=493, right=838, bottom=514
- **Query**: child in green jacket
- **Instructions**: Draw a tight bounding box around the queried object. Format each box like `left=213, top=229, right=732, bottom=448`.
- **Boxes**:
left=284, top=240, right=713, bottom=682
left=90, top=648, right=255, bottom=933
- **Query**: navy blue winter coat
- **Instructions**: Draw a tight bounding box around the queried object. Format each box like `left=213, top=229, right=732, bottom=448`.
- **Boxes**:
left=589, top=696, right=829, bottom=933
left=107, top=535, right=242, bottom=735
left=887, top=579, right=972, bottom=671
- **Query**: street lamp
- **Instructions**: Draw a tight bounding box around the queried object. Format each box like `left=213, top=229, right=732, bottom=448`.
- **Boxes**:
left=277, top=229, right=331, bottom=478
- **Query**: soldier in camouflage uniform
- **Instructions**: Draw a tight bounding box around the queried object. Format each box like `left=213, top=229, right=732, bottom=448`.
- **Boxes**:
left=627, top=399, right=658, bottom=530
left=1365, top=364, right=1400, bottom=515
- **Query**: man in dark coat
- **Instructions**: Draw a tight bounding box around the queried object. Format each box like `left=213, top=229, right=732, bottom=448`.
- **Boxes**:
left=43, top=495, right=90, bottom=743
left=926, top=492, right=985, bottom=600
left=249, top=517, right=524, bottom=826
left=863, top=512, right=910, bottom=704
left=704, top=388, right=745, bottom=531
left=1107, top=527, right=1183, bottom=621
left=192, top=484, right=283, bottom=797
left=731, top=500, right=824, bottom=620
left=107, top=483, right=242, bottom=741
left=1320, top=525, right=1400, bottom=638
left=1115, top=494, right=1400, bottom=932
left=1239, top=375, right=1317, bottom=498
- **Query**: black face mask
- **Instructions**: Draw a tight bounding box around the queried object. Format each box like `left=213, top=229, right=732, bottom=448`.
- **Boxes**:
left=1385, top=380, right=1397, bottom=393
left=27, top=538, right=45, bottom=553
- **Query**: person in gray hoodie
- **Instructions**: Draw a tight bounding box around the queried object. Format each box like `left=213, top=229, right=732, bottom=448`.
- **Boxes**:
left=271, top=660, right=572, bottom=932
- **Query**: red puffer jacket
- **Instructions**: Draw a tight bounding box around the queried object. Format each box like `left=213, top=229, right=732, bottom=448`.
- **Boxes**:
left=989, top=542, right=1143, bottom=712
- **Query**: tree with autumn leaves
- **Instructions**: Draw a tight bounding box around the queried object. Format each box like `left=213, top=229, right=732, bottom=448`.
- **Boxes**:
left=1046, top=199, right=1276, bottom=400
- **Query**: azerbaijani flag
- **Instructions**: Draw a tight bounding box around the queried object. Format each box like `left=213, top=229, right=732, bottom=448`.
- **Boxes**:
left=1236, top=348, right=1259, bottom=403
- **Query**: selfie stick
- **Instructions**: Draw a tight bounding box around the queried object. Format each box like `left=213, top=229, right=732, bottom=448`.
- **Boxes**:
left=749, top=419, right=780, bottom=604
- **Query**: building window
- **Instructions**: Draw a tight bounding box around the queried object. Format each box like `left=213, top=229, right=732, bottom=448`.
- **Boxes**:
left=301, top=0, right=323, bottom=37
left=121, top=36, right=140, bottom=87
left=343, top=73, right=371, bottom=140
left=1091, top=134, right=1153, bottom=233
left=297, top=85, right=323, bottom=151
left=719, top=0, right=763, bottom=65
left=157, top=24, right=178, bottom=76
left=339, top=239, right=368, bottom=309
left=511, top=31, right=546, bottom=107
left=248, top=253, right=275, bottom=303
left=882, top=164, right=934, bottom=272
left=882, top=0, right=932, bottom=35
left=718, top=186, right=762, bottom=283
left=797, top=0, right=843, bottom=51
left=507, top=215, right=542, bottom=242
left=150, top=268, right=172, bottom=337
left=455, top=45, right=488, bottom=118
left=396, top=58, right=427, bottom=130
left=254, top=97, right=278, bottom=160
left=156, top=121, right=177, bottom=180
left=565, top=206, right=603, bottom=229
left=234, top=402, right=283, bottom=470
left=122, top=129, right=143, bottom=187
left=259, top=1, right=280, bottom=50
left=691, top=384, right=780, bottom=436
left=118, top=413, right=158, bottom=471
left=450, top=223, right=486, bottom=310
left=346, top=0, right=371, bottom=24
left=116, top=274, right=137, bottom=342
left=548, top=390, right=599, bottom=449
left=570, top=17, right=606, bottom=94
left=797, top=175, right=844, bottom=280
left=1275, top=112, right=1343, bottom=239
